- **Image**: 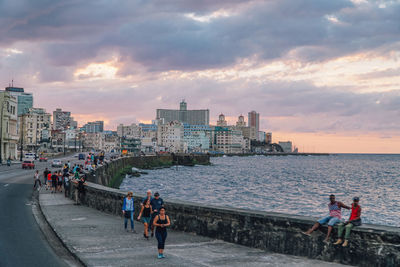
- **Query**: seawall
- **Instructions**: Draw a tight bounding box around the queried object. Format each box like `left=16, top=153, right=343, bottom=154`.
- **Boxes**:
left=86, top=154, right=210, bottom=188
left=72, top=156, right=399, bottom=267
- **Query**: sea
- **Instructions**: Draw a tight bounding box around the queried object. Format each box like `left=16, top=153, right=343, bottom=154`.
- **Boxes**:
left=120, top=154, right=400, bottom=227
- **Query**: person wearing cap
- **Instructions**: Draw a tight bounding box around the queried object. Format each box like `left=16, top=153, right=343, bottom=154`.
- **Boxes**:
left=150, top=192, right=164, bottom=237
left=304, top=194, right=350, bottom=242
left=334, top=197, right=362, bottom=247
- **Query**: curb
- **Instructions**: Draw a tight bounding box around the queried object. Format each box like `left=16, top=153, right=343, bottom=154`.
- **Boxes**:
left=36, top=191, right=88, bottom=267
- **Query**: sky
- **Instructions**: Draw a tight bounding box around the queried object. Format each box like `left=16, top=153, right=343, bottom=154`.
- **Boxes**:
left=1, top=0, right=399, bottom=153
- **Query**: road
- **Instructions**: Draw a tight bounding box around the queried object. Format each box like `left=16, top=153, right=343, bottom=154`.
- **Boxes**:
left=0, top=156, right=80, bottom=267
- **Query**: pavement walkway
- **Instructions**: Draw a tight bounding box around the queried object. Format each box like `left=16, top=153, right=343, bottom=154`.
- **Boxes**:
left=39, top=190, right=348, bottom=267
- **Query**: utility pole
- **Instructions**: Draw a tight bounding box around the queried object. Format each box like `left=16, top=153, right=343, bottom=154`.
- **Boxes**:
left=20, top=115, right=23, bottom=161
left=63, top=131, right=66, bottom=155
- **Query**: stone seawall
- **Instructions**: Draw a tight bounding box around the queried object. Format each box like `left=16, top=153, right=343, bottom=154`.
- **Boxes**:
left=86, top=154, right=210, bottom=187
left=69, top=181, right=399, bottom=267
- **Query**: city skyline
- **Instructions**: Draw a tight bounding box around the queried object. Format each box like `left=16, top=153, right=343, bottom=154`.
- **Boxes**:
left=1, top=0, right=399, bottom=153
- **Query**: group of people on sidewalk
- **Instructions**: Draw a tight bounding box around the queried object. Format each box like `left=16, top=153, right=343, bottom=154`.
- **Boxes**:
left=34, top=163, right=88, bottom=205
left=304, top=194, right=362, bottom=247
left=122, top=190, right=170, bottom=259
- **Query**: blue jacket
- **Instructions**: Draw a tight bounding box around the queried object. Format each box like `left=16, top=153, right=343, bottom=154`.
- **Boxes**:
left=122, top=197, right=134, bottom=211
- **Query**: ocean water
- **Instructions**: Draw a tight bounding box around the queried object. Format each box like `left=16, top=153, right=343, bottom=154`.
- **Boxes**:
left=120, top=154, right=400, bottom=227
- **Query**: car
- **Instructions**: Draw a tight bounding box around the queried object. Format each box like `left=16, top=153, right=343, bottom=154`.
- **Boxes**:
left=78, top=153, right=85, bottom=160
left=24, top=153, right=36, bottom=159
left=39, top=157, right=48, bottom=162
left=51, top=159, right=63, bottom=167
left=22, top=160, right=35, bottom=169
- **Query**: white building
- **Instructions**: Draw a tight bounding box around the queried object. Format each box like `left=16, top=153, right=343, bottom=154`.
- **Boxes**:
left=212, top=126, right=248, bottom=154
left=117, top=123, right=141, bottom=139
left=19, top=107, right=51, bottom=154
left=157, top=121, right=185, bottom=153
left=0, top=91, right=18, bottom=160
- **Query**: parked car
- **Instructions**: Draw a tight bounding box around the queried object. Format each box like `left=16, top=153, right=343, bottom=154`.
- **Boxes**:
left=39, top=157, right=48, bottom=162
left=78, top=153, right=85, bottom=160
left=22, top=160, right=35, bottom=169
left=51, top=159, right=62, bottom=167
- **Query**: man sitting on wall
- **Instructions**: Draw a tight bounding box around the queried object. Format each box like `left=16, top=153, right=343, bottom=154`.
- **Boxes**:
left=303, top=194, right=350, bottom=242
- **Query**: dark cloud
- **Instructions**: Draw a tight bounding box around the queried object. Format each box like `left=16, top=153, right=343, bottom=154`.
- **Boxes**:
left=1, top=0, right=399, bottom=73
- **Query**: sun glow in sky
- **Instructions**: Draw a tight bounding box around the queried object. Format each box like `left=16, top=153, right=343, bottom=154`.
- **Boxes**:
left=1, top=0, right=400, bottom=153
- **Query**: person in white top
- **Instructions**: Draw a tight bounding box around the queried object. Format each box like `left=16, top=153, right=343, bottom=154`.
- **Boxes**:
left=33, top=170, right=41, bottom=190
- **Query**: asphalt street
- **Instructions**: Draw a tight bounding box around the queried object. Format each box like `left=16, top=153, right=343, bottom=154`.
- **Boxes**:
left=0, top=156, right=80, bottom=267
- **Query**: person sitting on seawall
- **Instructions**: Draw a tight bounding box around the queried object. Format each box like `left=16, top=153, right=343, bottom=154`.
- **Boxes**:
left=304, top=194, right=350, bottom=242
left=334, top=197, right=362, bottom=247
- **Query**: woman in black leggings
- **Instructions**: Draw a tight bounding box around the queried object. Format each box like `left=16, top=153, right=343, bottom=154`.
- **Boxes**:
left=152, top=207, right=170, bottom=259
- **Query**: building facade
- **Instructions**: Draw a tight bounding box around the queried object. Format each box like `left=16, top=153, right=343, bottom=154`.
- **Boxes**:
left=157, top=120, right=185, bottom=153
left=211, top=126, right=247, bottom=154
left=248, top=111, right=260, bottom=138
left=81, top=121, right=104, bottom=133
left=19, top=108, right=51, bottom=154
left=0, top=91, right=18, bottom=160
left=5, top=87, right=33, bottom=115
left=53, top=108, right=77, bottom=130
left=117, top=123, right=141, bottom=139
left=279, top=141, right=293, bottom=153
left=184, top=124, right=211, bottom=152
left=156, top=100, right=209, bottom=125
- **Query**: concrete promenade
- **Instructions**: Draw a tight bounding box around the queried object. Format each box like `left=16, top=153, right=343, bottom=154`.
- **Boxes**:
left=39, top=190, right=348, bottom=267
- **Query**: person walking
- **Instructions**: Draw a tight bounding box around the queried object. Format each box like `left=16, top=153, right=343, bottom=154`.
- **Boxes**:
left=64, top=171, right=71, bottom=198
left=51, top=171, right=58, bottom=193
left=137, top=199, right=152, bottom=239
left=304, top=194, right=350, bottom=242
left=33, top=170, right=41, bottom=190
left=334, top=197, right=362, bottom=247
left=43, top=168, right=50, bottom=189
left=153, top=207, right=170, bottom=259
left=122, top=192, right=136, bottom=233
left=47, top=171, right=52, bottom=190
left=150, top=192, right=164, bottom=237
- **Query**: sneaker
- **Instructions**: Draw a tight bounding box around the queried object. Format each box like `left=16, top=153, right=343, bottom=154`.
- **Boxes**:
left=333, top=239, right=343, bottom=245
left=157, top=254, right=162, bottom=259
left=161, top=254, right=165, bottom=258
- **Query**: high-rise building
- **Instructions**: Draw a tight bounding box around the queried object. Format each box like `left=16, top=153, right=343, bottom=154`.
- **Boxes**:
left=81, top=121, right=104, bottom=133
left=5, top=87, right=33, bottom=115
left=156, top=100, right=209, bottom=125
left=157, top=120, right=185, bottom=153
left=53, top=108, right=77, bottom=130
left=248, top=111, right=260, bottom=134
